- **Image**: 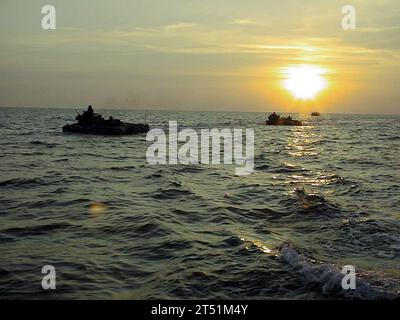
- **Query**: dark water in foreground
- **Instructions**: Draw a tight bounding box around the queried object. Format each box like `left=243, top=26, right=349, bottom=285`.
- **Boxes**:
left=0, top=107, right=399, bottom=299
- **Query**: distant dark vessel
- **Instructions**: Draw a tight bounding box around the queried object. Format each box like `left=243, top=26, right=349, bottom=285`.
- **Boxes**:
left=63, top=106, right=150, bottom=135
left=266, top=112, right=302, bottom=126
left=311, top=112, right=321, bottom=116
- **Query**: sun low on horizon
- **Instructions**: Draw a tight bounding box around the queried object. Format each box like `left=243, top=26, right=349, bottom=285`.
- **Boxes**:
left=282, top=65, right=328, bottom=100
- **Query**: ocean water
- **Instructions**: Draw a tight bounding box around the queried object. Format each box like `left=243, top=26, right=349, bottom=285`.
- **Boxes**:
left=0, top=107, right=399, bottom=299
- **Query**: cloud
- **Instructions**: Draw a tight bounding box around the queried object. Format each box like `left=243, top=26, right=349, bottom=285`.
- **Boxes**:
left=228, top=19, right=261, bottom=26
left=163, top=22, right=197, bottom=31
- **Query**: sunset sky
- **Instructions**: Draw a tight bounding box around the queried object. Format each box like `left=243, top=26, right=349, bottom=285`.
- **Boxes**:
left=0, top=0, right=399, bottom=114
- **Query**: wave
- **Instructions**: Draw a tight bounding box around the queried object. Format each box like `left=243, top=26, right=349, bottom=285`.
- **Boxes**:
left=277, top=188, right=342, bottom=219
left=0, top=177, right=45, bottom=188
left=1, top=222, right=72, bottom=237
left=108, top=165, right=137, bottom=171
left=255, top=163, right=308, bottom=173
left=278, top=245, right=397, bottom=299
left=326, top=218, right=400, bottom=259
left=151, top=182, right=199, bottom=200
left=29, top=141, right=58, bottom=148
left=97, top=220, right=171, bottom=239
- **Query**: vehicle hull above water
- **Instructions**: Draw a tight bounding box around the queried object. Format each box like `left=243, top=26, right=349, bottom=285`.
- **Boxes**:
left=63, top=122, right=150, bottom=135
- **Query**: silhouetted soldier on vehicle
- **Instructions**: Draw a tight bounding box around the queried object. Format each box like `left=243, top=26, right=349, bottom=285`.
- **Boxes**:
left=76, top=105, right=102, bottom=124
left=87, top=105, right=94, bottom=117
left=268, top=112, right=280, bottom=124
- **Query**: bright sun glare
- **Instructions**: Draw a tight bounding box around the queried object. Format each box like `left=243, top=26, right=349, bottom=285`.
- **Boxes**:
left=283, top=65, right=327, bottom=100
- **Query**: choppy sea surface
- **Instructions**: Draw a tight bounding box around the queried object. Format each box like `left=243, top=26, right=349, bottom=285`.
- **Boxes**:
left=0, top=107, right=399, bottom=299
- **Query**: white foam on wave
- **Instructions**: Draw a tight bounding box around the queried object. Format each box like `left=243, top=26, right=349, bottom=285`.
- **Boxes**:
left=278, top=246, right=396, bottom=299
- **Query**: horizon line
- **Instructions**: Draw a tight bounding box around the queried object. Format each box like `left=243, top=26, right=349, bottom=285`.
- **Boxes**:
left=0, top=105, right=399, bottom=116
